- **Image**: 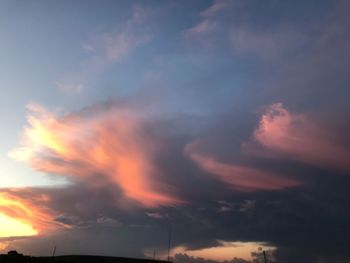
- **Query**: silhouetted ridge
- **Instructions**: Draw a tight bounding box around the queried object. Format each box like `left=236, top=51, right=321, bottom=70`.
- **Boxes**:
left=0, top=253, right=171, bottom=263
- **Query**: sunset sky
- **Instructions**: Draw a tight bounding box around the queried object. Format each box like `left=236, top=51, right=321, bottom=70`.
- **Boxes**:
left=1, top=1, right=350, bottom=263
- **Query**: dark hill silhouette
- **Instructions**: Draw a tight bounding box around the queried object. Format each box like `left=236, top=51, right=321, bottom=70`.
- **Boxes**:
left=0, top=253, right=170, bottom=263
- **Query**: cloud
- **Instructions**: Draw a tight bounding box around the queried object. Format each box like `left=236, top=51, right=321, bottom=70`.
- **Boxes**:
left=183, top=0, right=308, bottom=59
left=0, top=188, right=64, bottom=238
left=84, top=4, right=152, bottom=63
left=230, top=26, right=307, bottom=60
left=172, top=253, right=251, bottom=263
left=9, top=102, right=182, bottom=208
left=184, top=20, right=217, bottom=37
left=186, top=140, right=300, bottom=192
left=249, top=103, right=350, bottom=171
left=55, top=82, right=83, bottom=95
left=3, top=1, right=350, bottom=262
left=238, top=200, right=256, bottom=212
left=56, top=4, right=152, bottom=94
left=200, top=1, right=231, bottom=18
left=172, top=241, right=276, bottom=263
left=183, top=0, right=232, bottom=40
left=96, top=216, right=122, bottom=227
left=6, top=99, right=348, bottom=261
left=146, top=212, right=168, bottom=219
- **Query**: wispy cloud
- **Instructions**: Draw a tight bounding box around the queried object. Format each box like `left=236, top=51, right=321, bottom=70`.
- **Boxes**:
left=200, top=0, right=230, bottom=18
left=56, top=81, right=83, bottom=95
left=184, top=19, right=217, bottom=37
left=184, top=0, right=308, bottom=60
left=183, top=0, right=231, bottom=39
left=56, top=4, right=152, bottom=95
left=145, top=211, right=168, bottom=219
left=230, top=26, right=307, bottom=60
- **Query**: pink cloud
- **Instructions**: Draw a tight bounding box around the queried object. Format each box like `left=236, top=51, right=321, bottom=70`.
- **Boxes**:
left=9, top=103, right=182, bottom=208
left=185, top=141, right=300, bottom=192
left=251, top=103, right=350, bottom=171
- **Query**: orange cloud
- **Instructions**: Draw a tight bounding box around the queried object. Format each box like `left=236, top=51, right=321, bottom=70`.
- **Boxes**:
left=186, top=141, right=300, bottom=191
left=10, top=103, right=181, bottom=208
left=252, top=103, right=350, bottom=171
left=170, top=241, right=276, bottom=261
left=0, top=189, right=60, bottom=238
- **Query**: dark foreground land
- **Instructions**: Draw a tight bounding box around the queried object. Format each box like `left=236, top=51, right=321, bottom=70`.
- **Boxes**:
left=0, top=254, right=170, bottom=263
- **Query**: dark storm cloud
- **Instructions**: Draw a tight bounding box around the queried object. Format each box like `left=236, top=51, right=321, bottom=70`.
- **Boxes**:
left=5, top=99, right=350, bottom=262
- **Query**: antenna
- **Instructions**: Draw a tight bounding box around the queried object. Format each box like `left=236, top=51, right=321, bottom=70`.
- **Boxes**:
left=263, top=250, right=268, bottom=263
left=167, top=226, right=171, bottom=262
left=52, top=245, right=56, bottom=257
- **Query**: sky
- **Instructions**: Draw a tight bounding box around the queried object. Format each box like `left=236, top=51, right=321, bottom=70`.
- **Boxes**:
left=0, top=0, right=350, bottom=262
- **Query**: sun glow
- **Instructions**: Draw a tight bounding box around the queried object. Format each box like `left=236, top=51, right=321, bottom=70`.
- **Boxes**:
left=171, top=241, right=276, bottom=261
left=0, top=213, right=37, bottom=237
left=0, top=191, right=59, bottom=238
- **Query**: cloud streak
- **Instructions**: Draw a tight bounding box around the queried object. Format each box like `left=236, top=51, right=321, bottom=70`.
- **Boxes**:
left=186, top=140, right=300, bottom=192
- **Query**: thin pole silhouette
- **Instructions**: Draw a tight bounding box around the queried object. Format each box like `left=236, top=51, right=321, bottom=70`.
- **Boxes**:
left=263, top=250, right=268, bottom=263
left=52, top=245, right=56, bottom=257
left=167, top=226, right=171, bottom=261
